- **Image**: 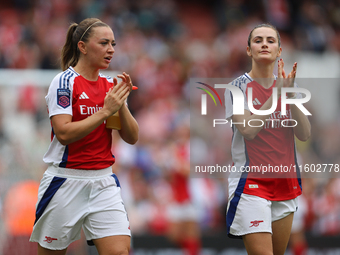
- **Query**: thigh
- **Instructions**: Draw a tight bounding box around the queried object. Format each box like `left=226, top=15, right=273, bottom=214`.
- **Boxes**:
left=93, top=235, right=130, bottom=255
left=271, top=198, right=297, bottom=255
left=242, top=232, right=273, bottom=255
left=38, top=244, right=67, bottom=255
left=183, top=221, right=200, bottom=238
left=272, top=213, right=294, bottom=255
left=242, top=213, right=294, bottom=255
left=167, top=221, right=182, bottom=242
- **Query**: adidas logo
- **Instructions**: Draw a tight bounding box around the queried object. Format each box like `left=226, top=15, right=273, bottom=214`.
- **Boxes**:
left=79, top=92, right=89, bottom=99
left=252, top=98, right=261, bottom=105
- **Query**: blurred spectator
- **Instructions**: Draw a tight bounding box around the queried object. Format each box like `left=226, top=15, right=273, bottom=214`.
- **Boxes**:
left=294, top=2, right=335, bottom=52
left=289, top=184, right=309, bottom=255
left=164, top=124, right=201, bottom=255
left=2, top=180, right=39, bottom=255
left=312, top=178, right=340, bottom=235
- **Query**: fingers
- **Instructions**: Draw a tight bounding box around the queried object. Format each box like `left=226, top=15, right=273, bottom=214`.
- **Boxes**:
left=109, top=76, right=130, bottom=98
left=121, top=88, right=130, bottom=102
left=104, top=73, right=134, bottom=116
left=110, top=72, right=134, bottom=99
left=277, top=59, right=298, bottom=89
left=117, top=72, right=133, bottom=91
left=288, top=62, right=297, bottom=79
left=281, top=59, right=287, bottom=78
left=113, top=83, right=130, bottom=99
left=293, top=62, right=297, bottom=71
left=278, top=59, right=283, bottom=78
left=104, top=85, right=130, bottom=113
left=114, top=86, right=130, bottom=109
left=110, top=83, right=125, bottom=98
left=278, top=59, right=297, bottom=78
left=117, top=72, right=131, bottom=84
left=111, top=77, right=128, bottom=94
left=122, top=72, right=131, bottom=83
left=117, top=74, right=126, bottom=83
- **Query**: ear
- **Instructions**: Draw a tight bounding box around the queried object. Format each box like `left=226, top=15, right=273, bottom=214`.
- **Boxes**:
left=246, top=46, right=252, bottom=57
left=77, top=41, right=87, bottom=55
left=277, top=46, right=282, bottom=58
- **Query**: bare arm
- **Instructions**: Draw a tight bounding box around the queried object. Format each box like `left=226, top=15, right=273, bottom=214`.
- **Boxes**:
left=116, top=72, right=139, bottom=144
left=279, top=60, right=311, bottom=141
left=290, top=104, right=311, bottom=141
left=118, top=103, right=139, bottom=144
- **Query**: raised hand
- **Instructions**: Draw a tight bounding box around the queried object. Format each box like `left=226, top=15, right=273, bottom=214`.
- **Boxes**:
left=278, top=59, right=297, bottom=88
left=103, top=76, right=130, bottom=116
left=117, top=72, right=133, bottom=91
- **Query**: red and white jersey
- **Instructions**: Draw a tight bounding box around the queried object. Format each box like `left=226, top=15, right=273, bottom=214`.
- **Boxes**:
left=43, top=67, right=115, bottom=170
left=225, top=73, right=302, bottom=201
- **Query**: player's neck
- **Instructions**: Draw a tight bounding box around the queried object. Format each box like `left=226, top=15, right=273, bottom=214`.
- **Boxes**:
left=73, top=62, right=99, bottom=82
left=248, top=62, right=275, bottom=89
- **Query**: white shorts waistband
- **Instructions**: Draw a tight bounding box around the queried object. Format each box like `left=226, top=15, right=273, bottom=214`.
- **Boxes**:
left=46, top=165, right=113, bottom=178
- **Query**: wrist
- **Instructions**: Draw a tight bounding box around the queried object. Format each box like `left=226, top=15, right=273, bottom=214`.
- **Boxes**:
left=119, top=101, right=128, bottom=112
left=98, top=108, right=112, bottom=119
left=287, top=93, right=297, bottom=99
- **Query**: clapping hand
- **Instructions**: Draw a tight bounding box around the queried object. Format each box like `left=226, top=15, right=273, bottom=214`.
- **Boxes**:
left=115, top=72, right=138, bottom=91
left=277, top=59, right=297, bottom=97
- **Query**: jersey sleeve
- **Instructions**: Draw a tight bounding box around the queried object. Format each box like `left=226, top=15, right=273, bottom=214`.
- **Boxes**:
left=224, top=78, right=249, bottom=120
left=45, top=73, right=73, bottom=118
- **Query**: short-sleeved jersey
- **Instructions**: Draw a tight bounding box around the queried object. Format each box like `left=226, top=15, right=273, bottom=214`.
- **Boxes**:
left=225, top=73, right=302, bottom=201
left=43, top=67, right=115, bottom=170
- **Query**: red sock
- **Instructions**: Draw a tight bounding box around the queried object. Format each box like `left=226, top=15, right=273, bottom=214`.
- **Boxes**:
left=181, top=238, right=201, bottom=255
left=293, top=242, right=308, bottom=255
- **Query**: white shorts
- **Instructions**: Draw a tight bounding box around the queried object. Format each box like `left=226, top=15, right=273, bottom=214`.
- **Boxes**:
left=227, top=193, right=298, bottom=238
left=30, top=165, right=131, bottom=250
left=167, top=202, right=198, bottom=222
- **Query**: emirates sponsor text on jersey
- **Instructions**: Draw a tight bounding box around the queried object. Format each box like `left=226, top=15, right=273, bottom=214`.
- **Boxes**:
left=79, top=104, right=103, bottom=115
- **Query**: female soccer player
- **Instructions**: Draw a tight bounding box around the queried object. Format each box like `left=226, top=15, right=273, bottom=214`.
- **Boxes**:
left=30, top=18, right=139, bottom=255
left=225, top=24, right=311, bottom=255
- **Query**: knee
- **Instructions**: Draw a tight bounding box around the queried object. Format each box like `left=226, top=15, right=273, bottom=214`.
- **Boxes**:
left=248, top=251, right=273, bottom=255
left=106, top=246, right=130, bottom=255
left=113, top=250, right=129, bottom=255
left=95, top=235, right=131, bottom=255
left=118, top=247, right=130, bottom=255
